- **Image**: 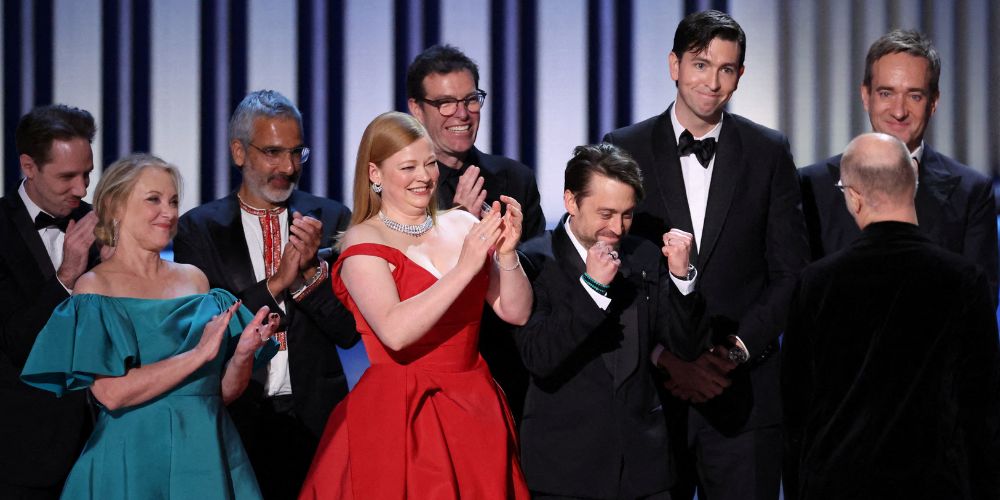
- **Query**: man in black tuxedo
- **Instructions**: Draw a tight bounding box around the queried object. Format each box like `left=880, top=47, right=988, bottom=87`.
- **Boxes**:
left=799, top=29, right=998, bottom=300
left=0, top=105, right=99, bottom=498
left=516, top=143, right=707, bottom=499
left=782, top=133, right=1000, bottom=500
left=604, top=10, right=810, bottom=500
left=407, top=44, right=546, bottom=420
left=173, top=90, right=358, bottom=499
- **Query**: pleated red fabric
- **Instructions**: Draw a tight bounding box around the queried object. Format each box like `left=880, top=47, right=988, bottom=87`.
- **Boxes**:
left=300, top=243, right=529, bottom=499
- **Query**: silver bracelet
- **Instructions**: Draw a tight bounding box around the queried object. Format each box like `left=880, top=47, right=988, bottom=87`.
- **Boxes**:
left=493, top=251, right=521, bottom=271
left=292, top=262, right=327, bottom=298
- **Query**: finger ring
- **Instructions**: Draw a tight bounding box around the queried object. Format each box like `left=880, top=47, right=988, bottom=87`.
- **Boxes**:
left=609, top=250, right=619, bottom=260
left=479, top=234, right=487, bottom=241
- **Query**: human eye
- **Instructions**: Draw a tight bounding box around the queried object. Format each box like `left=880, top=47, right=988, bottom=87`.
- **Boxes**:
left=146, top=195, right=160, bottom=203
left=878, top=90, right=891, bottom=98
left=170, top=197, right=179, bottom=207
left=909, top=93, right=923, bottom=102
left=263, top=147, right=284, bottom=158
left=694, top=62, right=705, bottom=70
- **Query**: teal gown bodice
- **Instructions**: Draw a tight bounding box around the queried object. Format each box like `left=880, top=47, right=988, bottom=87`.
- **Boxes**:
left=21, top=288, right=277, bottom=500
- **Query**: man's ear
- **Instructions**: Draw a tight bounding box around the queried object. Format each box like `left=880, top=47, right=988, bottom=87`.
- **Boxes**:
left=408, top=99, right=425, bottom=124
left=846, top=187, right=863, bottom=215
left=231, top=140, right=246, bottom=167
left=860, top=85, right=872, bottom=115
left=668, top=52, right=681, bottom=82
left=19, top=154, right=38, bottom=180
left=563, top=190, right=578, bottom=216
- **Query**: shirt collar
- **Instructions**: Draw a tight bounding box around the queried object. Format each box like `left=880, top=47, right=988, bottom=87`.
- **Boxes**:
left=18, top=180, right=47, bottom=223
left=564, top=215, right=590, bottom=264
left=910, top=141, right=925, bottom=164
left=670, top=102, right=723, bottom=142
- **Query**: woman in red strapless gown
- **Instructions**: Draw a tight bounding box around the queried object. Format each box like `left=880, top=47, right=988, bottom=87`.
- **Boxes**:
left=299, top=112, right=532, bottom=499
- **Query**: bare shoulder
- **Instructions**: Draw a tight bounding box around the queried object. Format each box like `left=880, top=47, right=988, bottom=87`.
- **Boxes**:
left=168, top=261, right=210, bottom=293
left=340, top=220, right=387, bottom=249
left=72, top=266, right=112, bottom=296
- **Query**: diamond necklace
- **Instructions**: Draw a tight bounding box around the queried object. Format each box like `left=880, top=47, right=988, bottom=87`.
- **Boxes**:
left=378, top=211, right=433, bottom=236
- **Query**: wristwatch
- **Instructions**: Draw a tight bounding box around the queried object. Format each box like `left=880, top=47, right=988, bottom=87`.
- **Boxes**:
left=728, top=343, right=749, bottom=364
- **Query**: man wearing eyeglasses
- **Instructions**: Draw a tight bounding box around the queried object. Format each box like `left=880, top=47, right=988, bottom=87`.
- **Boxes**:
left=406, top=44, right=547, bottom=422
left=174, top=89, right=359, bottom=499
left=406, top=44, right=546, bottom=238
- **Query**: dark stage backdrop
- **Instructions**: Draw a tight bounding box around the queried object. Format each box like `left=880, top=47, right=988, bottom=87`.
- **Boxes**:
left=3, top=0, right=999, bottom=221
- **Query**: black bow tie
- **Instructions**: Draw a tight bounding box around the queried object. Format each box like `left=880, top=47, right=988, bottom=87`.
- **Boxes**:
left=677, top=129, right=717, bottom=168
left=34, top=212, right=70, bottom=231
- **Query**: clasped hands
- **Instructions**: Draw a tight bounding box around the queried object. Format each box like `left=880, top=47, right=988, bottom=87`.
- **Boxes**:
left=266, top=212, right=324, bottom=298
left=459, top=196, right=523, bottom=275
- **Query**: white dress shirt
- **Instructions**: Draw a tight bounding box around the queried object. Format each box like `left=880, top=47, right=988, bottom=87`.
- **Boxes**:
left=240, top=208, right=292, bottom=397
left=19, top=182, right=71, bottom=293
left=670, top=105, right=723, bottom=250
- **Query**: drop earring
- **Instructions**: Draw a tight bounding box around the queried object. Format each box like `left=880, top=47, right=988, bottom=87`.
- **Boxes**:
left=371, top=183, right=382, bottom=194
left=112, top=219, right=120, bottom=247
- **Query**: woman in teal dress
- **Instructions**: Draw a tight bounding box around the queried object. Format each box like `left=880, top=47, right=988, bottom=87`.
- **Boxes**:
left=21, top=153, right=279, bottom=499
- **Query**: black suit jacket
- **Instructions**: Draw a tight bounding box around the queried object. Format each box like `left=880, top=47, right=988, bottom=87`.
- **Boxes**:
left=799, top=146, right=999, bottom=300
left=0, top=192, right=97, bottom=490
left=435, top=146, right=546, bottom=238
left=604, top=107, right=810, bottom=430
left=173, top=191, right=359, bottom=438
left=515, top=219, right=707, bottom=498
left=781, top=221, right=1000, bottom=500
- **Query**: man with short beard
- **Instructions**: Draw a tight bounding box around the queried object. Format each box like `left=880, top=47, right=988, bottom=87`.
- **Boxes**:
left=174, top=90, right=359, bottom=499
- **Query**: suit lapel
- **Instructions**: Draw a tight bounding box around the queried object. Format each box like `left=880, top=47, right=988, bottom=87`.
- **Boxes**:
left=609, top=254, right=640, bottom=389
left=649, top=107, right=698, bottom=261
left=217, top=194, right=258, bottom=293
left=5, top=195, right=57, bottom=279
left=552, top=221, right=617, bottom=378
left=698, top=113, right=742, bottom=268
left=914, top=146, right=958, bottom=246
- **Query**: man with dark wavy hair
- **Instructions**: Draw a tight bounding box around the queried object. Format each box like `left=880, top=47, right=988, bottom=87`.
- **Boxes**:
left=517, top=143, right=706, bottom=499
left=605, top=10, right=809, bottom=500
left=407, top=44, right=547, bottom=420
left=799, top=29, right=998, bottom=301
left=1, top=104, right=99, bottom=499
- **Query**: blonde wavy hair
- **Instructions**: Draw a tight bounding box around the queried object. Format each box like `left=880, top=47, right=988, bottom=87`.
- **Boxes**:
left=92, top=153, right=182, bottom=246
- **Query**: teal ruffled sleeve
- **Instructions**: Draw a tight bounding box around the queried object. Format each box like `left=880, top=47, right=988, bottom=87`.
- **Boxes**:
left=20, top=289, right=278, bottom=397
left=20, top=294, right=138, bottom=397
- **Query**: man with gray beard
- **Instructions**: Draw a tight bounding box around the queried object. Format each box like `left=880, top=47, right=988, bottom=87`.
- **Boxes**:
left=174, top=90, right=359, bottom=499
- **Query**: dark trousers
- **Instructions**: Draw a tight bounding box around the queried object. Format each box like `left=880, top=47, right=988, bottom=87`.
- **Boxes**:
left=669, top=407, right=782, bottom=500
left=243, top=395, right=319, bottom=500
left=0, top=482, right=63, bottom=500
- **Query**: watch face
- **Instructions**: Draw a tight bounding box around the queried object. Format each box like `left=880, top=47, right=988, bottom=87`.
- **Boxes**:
left=728, top=346, right=749, bottom=364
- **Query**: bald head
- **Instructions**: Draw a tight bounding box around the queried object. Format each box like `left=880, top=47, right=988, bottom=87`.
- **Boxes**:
left=840, top=133, right=918, bottom=228
left=842, top=133, right=916, bottom=203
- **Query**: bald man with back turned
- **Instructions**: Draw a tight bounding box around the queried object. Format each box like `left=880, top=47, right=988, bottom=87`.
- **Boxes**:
left=782, top=133, right=1000, bottom=500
